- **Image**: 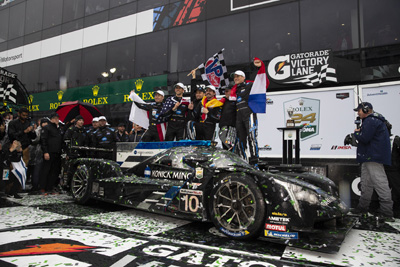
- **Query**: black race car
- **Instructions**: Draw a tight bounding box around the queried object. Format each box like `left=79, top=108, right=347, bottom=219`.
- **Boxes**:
left=67, top=141, right=349, bottom=240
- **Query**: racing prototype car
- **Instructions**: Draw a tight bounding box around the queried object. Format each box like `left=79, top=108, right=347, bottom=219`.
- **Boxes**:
left=67, top=141, right=349, bottom=240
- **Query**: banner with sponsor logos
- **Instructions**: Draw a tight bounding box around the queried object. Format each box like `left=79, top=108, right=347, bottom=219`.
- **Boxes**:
left=28, top=75, right=167, bottom=112
left=361, top=82, right=400, bottom=138
left=258, top=86, right=357, bottom=158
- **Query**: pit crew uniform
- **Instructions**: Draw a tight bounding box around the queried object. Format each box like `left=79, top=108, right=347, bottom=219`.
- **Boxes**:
left=93, top=125, right=117, bottom=160
left=186, top=79, right=205, bottom=140
left=219, top=95, right=237, bottom=150
left=134, top=101, right=167, bottom=142
left=192, top=96, right=222, bottom=141
left=235, top=81, right=259, bottom=165
left=160, top=96, right=189, bottom=141
left=64, top=125, right=88, bottom=158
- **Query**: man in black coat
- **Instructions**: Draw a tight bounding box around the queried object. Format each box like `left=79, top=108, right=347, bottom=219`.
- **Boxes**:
left=93, top=116, right=117, bottom=160
left=7, top=107, right=36, bottom=165
left=64, top=115, right=88, bottom=158
left=40, top=113, right=63, bottom=194
left=219, top=86, right=237, bottom=150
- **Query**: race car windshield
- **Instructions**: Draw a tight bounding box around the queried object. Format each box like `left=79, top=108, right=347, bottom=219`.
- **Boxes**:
left=212, top=150, right=252, bottom=169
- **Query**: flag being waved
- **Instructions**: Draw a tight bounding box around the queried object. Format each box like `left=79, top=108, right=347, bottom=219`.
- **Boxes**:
left=197, top=48, right=229, bottom=89
left=248, top=57, right=269, bottom=113
left=128, top=91, right=149, bottom=129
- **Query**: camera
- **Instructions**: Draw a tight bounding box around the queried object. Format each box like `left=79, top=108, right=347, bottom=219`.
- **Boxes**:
left=343, top=116, right=361, bottom=147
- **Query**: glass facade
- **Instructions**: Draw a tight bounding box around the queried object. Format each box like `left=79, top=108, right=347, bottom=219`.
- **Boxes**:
left=0, top=0, right=399, bottom=96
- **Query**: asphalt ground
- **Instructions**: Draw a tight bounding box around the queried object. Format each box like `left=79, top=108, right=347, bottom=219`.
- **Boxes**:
left=0, top=193, right=399, bottom=267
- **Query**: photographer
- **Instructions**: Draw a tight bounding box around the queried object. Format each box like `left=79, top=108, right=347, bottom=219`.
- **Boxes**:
left=352, top=102, right=394, bottom=222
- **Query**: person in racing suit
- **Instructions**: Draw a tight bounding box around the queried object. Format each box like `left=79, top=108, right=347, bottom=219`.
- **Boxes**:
left=187, top=70, right=206, bottom=140
left=231, top=59, right=264, bottom=166
left=133, top=90, right=167, bottom=142
left=63, top=115, right=88, bottom=159
left=190, top=85, right=222, bottom=141
left=160, top=83, right=189, bottom=141
left=219, top=86, right=237, bottom=150
left=92, top=116, right=117, bottom=160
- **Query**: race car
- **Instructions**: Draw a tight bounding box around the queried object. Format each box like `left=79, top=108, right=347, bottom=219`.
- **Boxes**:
left=66, top=140, right=349, bottom=240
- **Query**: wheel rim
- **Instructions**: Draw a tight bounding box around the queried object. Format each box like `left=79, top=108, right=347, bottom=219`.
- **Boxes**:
left=71, top=166, right=89, bottom=200
left=213, top=180, right=257, bottom=231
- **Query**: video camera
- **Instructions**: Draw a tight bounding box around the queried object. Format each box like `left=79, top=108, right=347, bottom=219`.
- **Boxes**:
left=343, top=116, right=361, bottom=147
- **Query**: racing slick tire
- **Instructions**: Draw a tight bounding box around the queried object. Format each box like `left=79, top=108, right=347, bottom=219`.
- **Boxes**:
left=209, top=174, right=266, bottom=240
left=70, top=164, right=92, bottom=204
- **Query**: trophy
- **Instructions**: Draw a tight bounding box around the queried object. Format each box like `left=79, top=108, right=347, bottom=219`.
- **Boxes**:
left=286, top=106, right=295, bottom=127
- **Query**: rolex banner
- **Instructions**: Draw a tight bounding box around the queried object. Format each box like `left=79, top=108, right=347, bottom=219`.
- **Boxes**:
left=267, top=49, right=338, bottom=87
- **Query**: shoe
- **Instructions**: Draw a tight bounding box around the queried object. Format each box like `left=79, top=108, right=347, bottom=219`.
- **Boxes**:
left=350, top=208, right=367, bottom=215
left=13, top=194, right=23, bottom=199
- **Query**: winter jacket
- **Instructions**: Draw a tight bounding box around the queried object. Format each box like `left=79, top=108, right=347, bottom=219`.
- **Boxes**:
left=354, top=112, right=391, bottom=165
left=41, top=122, right=63, bottom=154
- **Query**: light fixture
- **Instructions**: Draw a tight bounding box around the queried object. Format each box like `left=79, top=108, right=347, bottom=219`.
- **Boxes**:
left=101, top=72, right=109, bottom=78
left=101, top=68, right=117, bottom=82
left=110, top=68, right=117, bottom=74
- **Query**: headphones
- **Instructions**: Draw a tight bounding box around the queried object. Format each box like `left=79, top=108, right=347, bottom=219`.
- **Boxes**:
left=361, top=102, right=370, bottom=114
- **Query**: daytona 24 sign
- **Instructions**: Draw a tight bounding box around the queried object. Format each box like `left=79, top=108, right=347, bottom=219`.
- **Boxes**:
left=268, top=50, right=338, bottom=87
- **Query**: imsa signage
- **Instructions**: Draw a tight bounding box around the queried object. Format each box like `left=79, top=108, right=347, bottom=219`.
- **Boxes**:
left=267, top=49, right=338, bottom=87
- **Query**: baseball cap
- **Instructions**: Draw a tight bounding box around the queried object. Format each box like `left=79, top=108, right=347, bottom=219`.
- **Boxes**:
left=174, top=82, right=186, bottom=90
left=353, top=102, right=373, bottom=111
left=155, top=90, right=165, bottom=97
left=205, top=85, right=217, bottom=92
left=92, top=117, right=99, bottom=122
left=118, top=122, right=126, bottom=127
left=231, top=70, right=245, bottom=78
left=98, top=116, right=107, bottom=121
left=75, top=115, right=84, bottom=121
left=49, top=112, right=59, bottom=119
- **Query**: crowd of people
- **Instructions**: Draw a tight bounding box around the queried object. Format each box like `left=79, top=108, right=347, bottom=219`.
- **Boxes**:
left=0, top=64, right=262, bottom=199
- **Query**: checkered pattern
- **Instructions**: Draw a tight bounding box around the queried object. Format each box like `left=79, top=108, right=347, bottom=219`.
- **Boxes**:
left=286, top=64, right=337, bottom=87
left=198, top=48, right=230, bottom=89
left=0, top=83, right=17, bottom=103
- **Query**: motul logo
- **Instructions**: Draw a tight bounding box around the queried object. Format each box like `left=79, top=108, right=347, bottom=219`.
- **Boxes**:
left=265, top=224, right=286, bottom=232
left=331, top=145, right=352, bottom=150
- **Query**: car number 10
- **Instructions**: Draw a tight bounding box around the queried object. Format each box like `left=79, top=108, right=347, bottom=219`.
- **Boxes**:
left=180, top=194, right=199, bottom=213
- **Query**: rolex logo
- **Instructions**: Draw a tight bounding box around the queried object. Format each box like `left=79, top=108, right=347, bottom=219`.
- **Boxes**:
left=92, top=85, right=100, bottom=96
left=135, top=79, right=144, bottom=92
left=28, top=95, right=34, bottom=104
left=57, top=91, right=64, bottom=101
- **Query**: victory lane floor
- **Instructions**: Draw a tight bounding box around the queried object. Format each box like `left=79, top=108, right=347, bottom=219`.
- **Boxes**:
left=0, top=193, right=399, bottom=267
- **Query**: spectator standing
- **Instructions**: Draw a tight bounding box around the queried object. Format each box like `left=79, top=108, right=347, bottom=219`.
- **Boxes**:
left=4, top=140, right=25, bottom=199
left=7, top=107, right=36, bottom=166
left=93, top=116, right=117, bottom=160
left=115, top=123, right=130, bottom=142
left=219, top=86, right=237, bottom=150
left=40, top=113, right=63, bottom=194
left=129, top=123, right=145, bottom=142
left=353, top=102, right=394, bottom=222
left=187, top=70, right=206, bottom=139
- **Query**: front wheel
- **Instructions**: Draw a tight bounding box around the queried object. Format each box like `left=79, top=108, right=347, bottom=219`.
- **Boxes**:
left=209, top=174, right=266, bottom=240
left=70, top=165, right=92, bottom=204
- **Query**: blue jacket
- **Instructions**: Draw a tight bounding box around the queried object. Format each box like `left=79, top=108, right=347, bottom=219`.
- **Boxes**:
left=354, top=112, right=391, bottom=165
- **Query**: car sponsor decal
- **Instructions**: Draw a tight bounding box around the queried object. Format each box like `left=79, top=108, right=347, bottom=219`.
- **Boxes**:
left=265, top=230, right=299, bottom=239
left=265, top=224, right=287, bottom=232
left=179, top=189, right=203, bottom=213
left=268, top=216, right=290, bottom=223
left=220, top=228, right=249, bottom=237
left=152, top=170, right=191, bottom=180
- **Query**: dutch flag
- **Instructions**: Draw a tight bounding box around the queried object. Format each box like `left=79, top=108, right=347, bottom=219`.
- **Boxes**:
left=248, top=57, right=269, bottom=113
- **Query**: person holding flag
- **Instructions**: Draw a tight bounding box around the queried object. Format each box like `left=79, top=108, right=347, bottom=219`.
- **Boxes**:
left=190, top=85, right=223, bottom=141
left=160, top=83, right=189, bottom=141
left=130, top=90, right=167, bottom=142
left=230, top=58, right=269, bottom=166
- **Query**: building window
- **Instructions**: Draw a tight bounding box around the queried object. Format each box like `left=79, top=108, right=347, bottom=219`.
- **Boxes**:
left=250, top=3, right=300, bottom=61
left=60, top=50, right=83, bottom=88
left=21, top=61, right=40, bottom=93
left=106, top=37, right=136, bottom=81
left=43, top=0, right=63, bottom=29
left=8, top=3, right=26, bottom=40
left=63, top=0, right=85, bottom=23
left=39, top=56, right=60, bottom=92
left=207, top=12, right=249, bottom=65
left=300, top=0, right=359, bottom=52
left=25, top=0, right=44, bottom=35
left=85, top=0, right=110, bottom=16
left=169, top=22, right=205, bottom=72
left=135, top=30, right=168, bottom=77
left=0, top=9, right=9, bottom=44
left=81, top=45, right=107, bottom=86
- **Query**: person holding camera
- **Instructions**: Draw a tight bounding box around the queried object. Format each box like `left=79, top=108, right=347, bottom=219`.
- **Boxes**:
left=353, top=102, right=394, bottom=222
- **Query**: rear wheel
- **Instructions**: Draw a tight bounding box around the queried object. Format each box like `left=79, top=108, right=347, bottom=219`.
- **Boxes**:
left=70, top=165, right=92, bottom=204
left=209, top=174, right=266, bottom=240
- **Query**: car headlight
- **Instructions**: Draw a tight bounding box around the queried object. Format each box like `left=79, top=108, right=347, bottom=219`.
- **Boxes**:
left=290, top=184, right=320, bottom=205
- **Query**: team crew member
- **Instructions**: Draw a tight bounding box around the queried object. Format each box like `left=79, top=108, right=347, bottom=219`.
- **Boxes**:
left=115, top=123, right=130, bottom=142
left=63, top=115, right=88, bottom=158
left=133, top=90, right=167, bottom=142
left=129, top=123, right=145, bottom=142
left=219, top=86, right=237, bottom=150
left=191, top=85, right=223, bottom=141
left=7, top=107, right=37, bottom=165
left=87, top=117, right=99, bottom=146
left=353, top=102, right=394, bottom=222
left=93, top=116, right=117, bottom=160
left=232, top=59, right=262, bottom=166
left=160, top=83, right=189, bottom=141
left=40, top=113, right=63, bottom=194
left=187, top=70, right=206, bottom=139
